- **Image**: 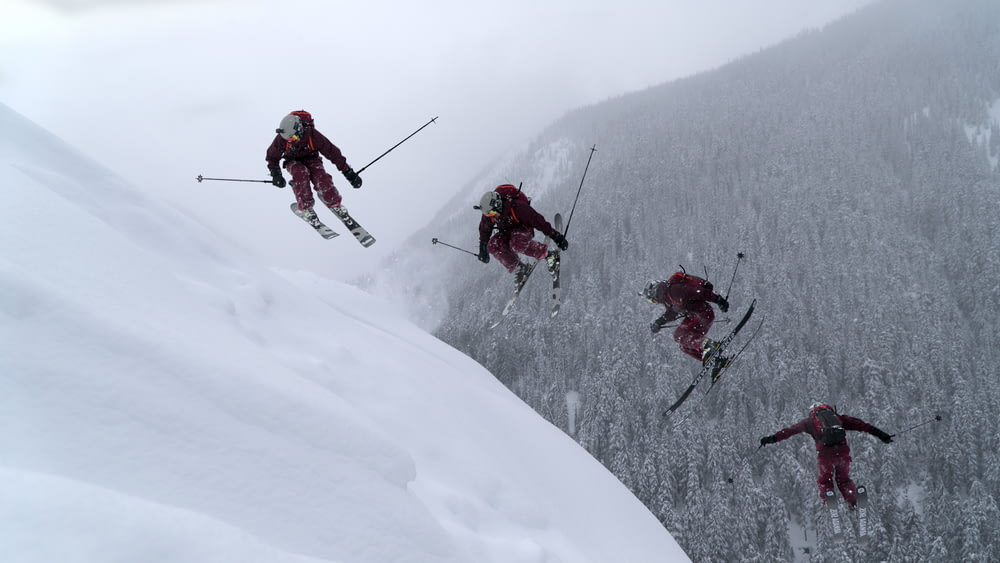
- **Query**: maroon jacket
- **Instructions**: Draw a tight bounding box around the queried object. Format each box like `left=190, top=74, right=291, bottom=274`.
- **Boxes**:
left=478, top=197, right=558, bottom=245
left=265, top=127, right=349, bottom=172
left=652, top=275, right=722, bottom=324
left=772, top=414, right=879, bottom=458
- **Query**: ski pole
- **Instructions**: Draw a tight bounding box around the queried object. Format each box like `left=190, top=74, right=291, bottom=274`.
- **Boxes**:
left=431, top=237, right=478, bottom=258
left=196, top=175, right=271, bottom=184
left=562, top=144, right=597, bottom=237
left=723, top=252, right=745, bottom=300
left=893, top=414, right=943, bottom=436
left=356, top=116, right=438, bottom=175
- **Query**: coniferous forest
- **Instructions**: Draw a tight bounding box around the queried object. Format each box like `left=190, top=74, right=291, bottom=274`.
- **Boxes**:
left=378, top=1, right=1000, bottom=560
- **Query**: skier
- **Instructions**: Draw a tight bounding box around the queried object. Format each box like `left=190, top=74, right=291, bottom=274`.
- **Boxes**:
left=642, top=273, right=730, bottom=364
left=476, top=184, right=568, bottom=284
left=266, top=110, right=363, bottom=225
left=760, top=403, right=894, bottom=507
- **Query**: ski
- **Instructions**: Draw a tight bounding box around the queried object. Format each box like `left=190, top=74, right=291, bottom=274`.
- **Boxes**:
left=490, top=231, right=554, bottom=329
left=329, top=206, right=376, bottom=247
left=290, top=202, right=339, bottom=239
left=490, top=262, right=540, bottom=328
left=549, top=213, right=563, bottom=318
left=662, top=299, right=756, bottom=418
left=704, top=317, right=764, bottom=393
left=826, top=490, right=846, bottom=543
left=855, top=485, right=870, bottom=546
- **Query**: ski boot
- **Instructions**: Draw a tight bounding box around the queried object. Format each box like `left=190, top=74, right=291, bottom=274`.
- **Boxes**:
left=300, top=206, right=323, bottom=227
left=330, top=204, right=350, bottom=219
left=701, top=338, right=720, bottom=366
left=545, top=249, right=560, bottom=274
left=710, top=356, right=732, bottom=382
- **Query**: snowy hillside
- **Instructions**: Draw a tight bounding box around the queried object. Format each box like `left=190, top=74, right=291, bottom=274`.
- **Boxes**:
left=0, top=103, right=688, bottom=563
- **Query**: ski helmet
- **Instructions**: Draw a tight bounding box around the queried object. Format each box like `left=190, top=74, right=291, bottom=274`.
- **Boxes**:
left=641, top=280, right=661, bottom=303
left=809, top=402, right=833, bottom=415
left=276, top=110, right=314, bottom=141
left=478, top=190, right=502, bottom=215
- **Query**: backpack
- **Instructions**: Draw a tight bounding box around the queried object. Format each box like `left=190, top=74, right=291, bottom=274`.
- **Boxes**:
left=664, top=271, right=713, bottom=306
left=494, top=184, right=530, bottom=203
left=812, top=406, right=847, bottom=446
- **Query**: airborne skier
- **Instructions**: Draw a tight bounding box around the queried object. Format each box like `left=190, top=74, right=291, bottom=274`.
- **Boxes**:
left=759, top=403, right=893, bottom=507
left=476, top=184, right=568, bottom=284
left=266, top=110, right=373, bottom=246
left=642, top=272, right=731, bottom=365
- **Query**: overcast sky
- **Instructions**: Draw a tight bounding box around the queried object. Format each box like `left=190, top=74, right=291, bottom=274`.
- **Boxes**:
left=1, top=0, right=874, bottom=281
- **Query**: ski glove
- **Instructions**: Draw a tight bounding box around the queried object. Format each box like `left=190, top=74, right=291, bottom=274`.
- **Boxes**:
left=551, top=232, right=569, bottom=251
left=343, top=167, right=363, bottom=189
left=760, top=435, right=777, bottom=446
left=650, top=320, right=663, bottom=334
left=872, top=429, right=894, bottom=444
left=715, top=295, right=730, bottom=313
left=478, top=242, right=490, bottom=264
left=269, top=167, right=286, bottom=188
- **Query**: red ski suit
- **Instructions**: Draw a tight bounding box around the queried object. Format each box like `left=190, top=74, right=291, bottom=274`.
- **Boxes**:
left=266, top=127, right=351, bottom=211
left=478, top=196, right=558, bottom=273
left=770, top=414, right=881, bottom=505
left=651, top=277, right=724, bottom=361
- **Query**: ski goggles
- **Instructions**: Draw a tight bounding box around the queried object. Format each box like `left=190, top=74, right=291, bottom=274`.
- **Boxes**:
left=640, top=282, right=659, bottom=303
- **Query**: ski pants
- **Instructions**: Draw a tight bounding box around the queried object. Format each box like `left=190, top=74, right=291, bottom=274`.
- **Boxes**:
left=285, top=156, right=342, bottom=210
left=487, top=227, right=548, bottom=273
left=817, top=452, right=858, bottom=505
left=674, top=303, right=715, bottom=361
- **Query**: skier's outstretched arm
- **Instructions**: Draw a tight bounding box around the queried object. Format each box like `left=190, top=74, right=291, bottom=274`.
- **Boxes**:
left=841, top=415, right=894, bottom=443
left=761, top=419, right=809, bottom=446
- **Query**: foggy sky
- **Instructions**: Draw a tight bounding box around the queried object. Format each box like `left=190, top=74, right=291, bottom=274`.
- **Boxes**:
left=1, top=0, right=873, bottom=281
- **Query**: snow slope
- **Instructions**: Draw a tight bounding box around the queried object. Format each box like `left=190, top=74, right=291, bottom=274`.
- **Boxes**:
left=0, top=103, right=688, bottom=562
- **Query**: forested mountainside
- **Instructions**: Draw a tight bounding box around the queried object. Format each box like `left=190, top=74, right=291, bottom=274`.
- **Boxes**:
left=387, top=0, right=1000, bottom=560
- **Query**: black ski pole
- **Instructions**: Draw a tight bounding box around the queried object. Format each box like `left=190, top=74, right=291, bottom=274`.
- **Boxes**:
left=196, top=175, right=271, bottom=184
left=562, top=144, right=596, bottom=237
left=723, top=252, right=745, bottom=300
left=356, top=116, right=438, bottom=175
left=893, top=414, right=943, bottom=436
left=431, top=237, right=479, bottom=258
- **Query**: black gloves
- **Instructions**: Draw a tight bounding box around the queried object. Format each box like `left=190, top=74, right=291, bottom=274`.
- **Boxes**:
left=478, top=242, right=490, bottom=264
left=715, top=295, right=730, bottom=312
left=760, top=435, right=777, bottom=446
left=551, top=232, right=569, bottom=251
left=650, top=320, right=664, bottom=334
left=872, top=429, right=894, bottom=444
left=343, top=167, right=362, bottom=189
left=269, top=167, right=286, bottom=188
